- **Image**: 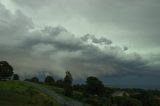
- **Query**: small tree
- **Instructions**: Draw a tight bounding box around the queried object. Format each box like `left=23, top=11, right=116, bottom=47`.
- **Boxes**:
left=85, top=76, right=105, bottom=96
left=56, top=79, right=64, bottom=87
left=13, top=74, right=19, bottom=80
left=63, top=71, right=73, bottom=96
left=0, top=61, right=13, bottom=80
left=31, top=77, right=39, bottom=83
left=45, top=76, right=55, bottom=84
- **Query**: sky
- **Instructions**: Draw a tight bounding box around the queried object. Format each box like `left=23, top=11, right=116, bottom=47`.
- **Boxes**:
left=0, top=0, right=160, bottom=89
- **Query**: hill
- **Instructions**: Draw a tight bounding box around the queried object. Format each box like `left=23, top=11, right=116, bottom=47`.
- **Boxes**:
left=0, top=80, right=60, bottom=106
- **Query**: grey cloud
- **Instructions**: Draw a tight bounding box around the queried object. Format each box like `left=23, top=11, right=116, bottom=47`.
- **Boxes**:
left=11, top=0, right=160, bottom=52
left=0, top=2, right=160, bottom=79
left=0, top=19, right=8, bottom=23
left=123, top=46, right=128, bottom=51
left=81, top=34, right=112, bottom=45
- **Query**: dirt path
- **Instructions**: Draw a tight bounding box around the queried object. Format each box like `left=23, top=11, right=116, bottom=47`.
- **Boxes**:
left=25, top=81, right=86, bottom=106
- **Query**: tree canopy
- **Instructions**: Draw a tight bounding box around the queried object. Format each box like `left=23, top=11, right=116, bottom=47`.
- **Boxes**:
left=13, top=74, right=19, bottom=80
left=85, top=76, right=105, bottom=96
left=31, top=77, right=39, bottom=83
left=0, top=61, right=13, bottom=80
left=45, top=76, right=55, bottom=84
left=63, top=71, right=73, bottom=96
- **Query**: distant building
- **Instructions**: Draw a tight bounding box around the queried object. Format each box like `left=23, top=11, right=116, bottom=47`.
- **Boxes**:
left=112, top=91, right=129, bottom=97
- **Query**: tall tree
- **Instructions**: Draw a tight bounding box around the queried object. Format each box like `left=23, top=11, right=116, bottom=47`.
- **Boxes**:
left=63, top=71, right=73, bottom=96
left=85, top=76, right=105, bottom=96
left=0, top=61, right=13, bottom=80
left=45, top=76, right=55, bottom=84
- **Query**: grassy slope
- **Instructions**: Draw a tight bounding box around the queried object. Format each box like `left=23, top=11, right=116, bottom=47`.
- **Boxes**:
left=41, top=84, right=83, bottom=101
left=0, top=81, right=60, bottom=106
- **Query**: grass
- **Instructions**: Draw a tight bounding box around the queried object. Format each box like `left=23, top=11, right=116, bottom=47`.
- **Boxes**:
left=0, top=80, right=60, bottom=106
left=41, top=84, right=83, bottom=101
left=41, top=84, right=91, bottom=106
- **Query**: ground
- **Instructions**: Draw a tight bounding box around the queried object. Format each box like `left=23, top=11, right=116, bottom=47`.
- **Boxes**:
left=0, top=80, right=60, bottom=106
left=27, top=82, right=88, bottom=106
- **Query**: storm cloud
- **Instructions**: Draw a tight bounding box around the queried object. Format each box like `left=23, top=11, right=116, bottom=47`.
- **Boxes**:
left=5, top=0, right=159, bottom=53
left=0, top=1, right=160, bottom=89
left=0, top=2, right=159, bottom=80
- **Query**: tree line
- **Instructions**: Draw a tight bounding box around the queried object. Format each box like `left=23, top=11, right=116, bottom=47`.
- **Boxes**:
left=1, top=61, right=160, bottom=106
left=0, top=61, right=105, bottom=97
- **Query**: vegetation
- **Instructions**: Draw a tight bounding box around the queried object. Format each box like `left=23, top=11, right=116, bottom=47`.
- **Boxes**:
left=55, top=79, right=63, bottom=87
left=31, top=77, right=39, bottom=83
left=0, top=81, right=60, bottom=106
left=112, top=96, right=142, bottom=106
left=45, top=76, right=55, bottom=84
left=1, top=61, right=160, bottom=106
left=13, top=74, right=19, bottom=80
left=0, top=61, right=13, bottom=80
left=85, top=76, right=105, bottom=96
left=63, top=71, right=73, bottom=96
left=41, top=72, right=160, bottom=106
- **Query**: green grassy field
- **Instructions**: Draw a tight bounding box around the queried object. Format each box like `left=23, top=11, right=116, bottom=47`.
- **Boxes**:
left=0, top=81, right=60, bottom=106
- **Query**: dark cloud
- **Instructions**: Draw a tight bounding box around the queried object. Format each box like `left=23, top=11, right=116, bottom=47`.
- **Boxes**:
left=0, top=2, right=160, bottom=81
left=123, top=46, right=128, bottom=51
left=81, top=34, right=112, bottom=45
left=10, top=0, right=160, bottom=52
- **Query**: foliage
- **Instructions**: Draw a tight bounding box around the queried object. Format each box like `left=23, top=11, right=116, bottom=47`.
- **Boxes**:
left=31, top=77, right=39, bottom=83
left=63, top=71, right=73, bottom=96
left=112, top=96, right=142, bottom=106
left=13, top=74, right=19, bottom=80
left=73, top=84, right=85, bottom=92
left=85, top=76, right=105, bottom=96
left=132, top=91, right=160, bottom=106
left=84, top=95, right=102, bottom=106
left=0, top=81, right=60, bottom=106
left=0, top=61, right=13, bottom=80
left=45, top=76, right=55, bottom=84
left=41, top=83, right=84, bottom=102
left=55, top=79, right=64, bottom=87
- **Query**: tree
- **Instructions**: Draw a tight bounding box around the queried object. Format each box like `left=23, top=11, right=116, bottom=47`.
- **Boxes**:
left=56, top=79, right=64, bottom=87
left=13, top=74, right=19, bottom=80
left=73, top=84, right=85, bottom=92
left=0, top=61, right=13, bottom=80
left=63, top=71, right=73, bottom=96
left=45, top=76, right=55, bottom=84
left=85, top=76, right=105, bottom=96
left=31, top=77, right=39, bottom=83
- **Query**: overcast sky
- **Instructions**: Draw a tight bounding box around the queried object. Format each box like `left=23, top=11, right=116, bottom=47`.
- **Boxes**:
left=0, top=0, right=160, bottom=89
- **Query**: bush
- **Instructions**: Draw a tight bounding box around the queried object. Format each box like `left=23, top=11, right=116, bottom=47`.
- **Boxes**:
left=113, top=96, right=142, bottom=106
left=13, top=74, right=19, bottom=80
left=0, top=61, right=13, bottom=80
left=84, top=95, right=102, bottom=106
left=45, top=76, right=55, bottom=84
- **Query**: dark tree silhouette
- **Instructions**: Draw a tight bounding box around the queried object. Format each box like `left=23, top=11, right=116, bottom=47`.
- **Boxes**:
left=31, top=77, right=39, bottom=83
left=56, top=79, right=64, bottom=87
left=85, top=76, right=105, bottom=96
left=63, top=71, right=73, bottom=96
left=13, top=74, right=19, bottom=80
left=0, top=61, right=13, bottom=80
left=45, top=76, right=55, bottom=84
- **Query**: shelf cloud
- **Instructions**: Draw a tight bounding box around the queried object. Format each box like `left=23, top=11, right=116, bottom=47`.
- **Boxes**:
left=0, top=1, right=160, bottom=88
